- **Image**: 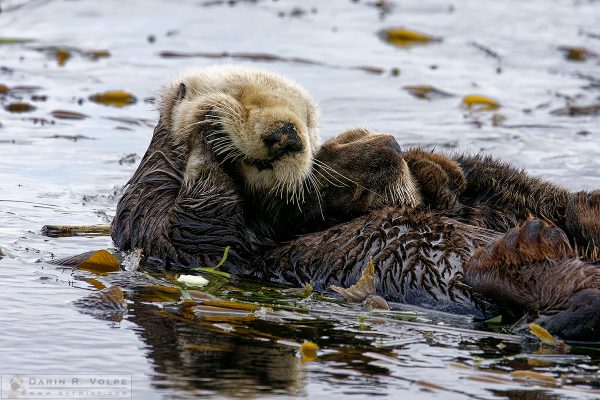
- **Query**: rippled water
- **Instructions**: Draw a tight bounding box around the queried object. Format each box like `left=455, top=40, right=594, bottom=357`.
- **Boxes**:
left=1, top=0, right=600, bottom=398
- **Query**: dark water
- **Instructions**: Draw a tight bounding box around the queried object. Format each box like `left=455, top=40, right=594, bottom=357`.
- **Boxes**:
left=1, top=0, right=600, bottom=398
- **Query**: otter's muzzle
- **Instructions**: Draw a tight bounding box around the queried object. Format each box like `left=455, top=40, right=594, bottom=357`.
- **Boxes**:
left=264, top=122, right=303, bottom=159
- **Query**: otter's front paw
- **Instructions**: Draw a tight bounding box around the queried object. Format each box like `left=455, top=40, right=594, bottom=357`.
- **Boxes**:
left=565, top=190, right=600, bottom=257
left=403, top=149, right=466, bottom=210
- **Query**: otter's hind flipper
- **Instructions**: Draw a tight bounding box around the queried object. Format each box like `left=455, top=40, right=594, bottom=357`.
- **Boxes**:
left=464, top=219, right=600, bottom=341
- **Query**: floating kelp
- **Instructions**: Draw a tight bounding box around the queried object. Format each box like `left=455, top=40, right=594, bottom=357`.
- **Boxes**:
left=529, top=323, right=569, bottom=350
left=380, top=28, right=440, bottom=47
left=403, top=85, right=453, bottom=100
left=511, top=370, right=557, bottom=384
left=54, top=48, right=71, bottom=66
left=136, top=285, right=182, bottom=302
left=83, top=278, right=107, bottom=290
left=45, top=134, right=93, bottom=141
left=0, top=38, right=33, bottom=44
left=462, top=94, right=501, bottom=111
left=104, top=116, right=155, bottom=127
left=159, top=50, right=385, bottom=75
left=78, top=250, right=121, bottom=274
left=33, top=45, right=112, bottom=64
left=558, top=46, right=597, bottom=62
left=299, top=341, right=319, bottom=362
left=550, top=103, right=600, bottom=116
left=41, top=224, right=111, bottom=237
left=4, top=102, right=36, bottom=113
left=471, top=41, right=503, bottom=62
left=85, top=50, right=111, bottom=60
left=89, top=91, right=137, bottom=107
left=50, top=110, right=90, bottom=120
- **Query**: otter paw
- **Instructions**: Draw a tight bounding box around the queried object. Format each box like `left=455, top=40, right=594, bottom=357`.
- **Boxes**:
left=468, top=219, right=574, bottom=272
left=404, top=149, right=466, bottom=210
left=565, top=190, right=600, bottom=257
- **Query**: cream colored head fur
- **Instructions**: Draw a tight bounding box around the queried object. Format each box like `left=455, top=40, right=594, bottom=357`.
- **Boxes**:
left=162, top=64, right=320, bottom=203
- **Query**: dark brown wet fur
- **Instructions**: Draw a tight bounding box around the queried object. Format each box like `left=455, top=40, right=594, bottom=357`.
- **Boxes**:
left=254, top=206, right=500, bottom=317
left=404, top=148, right=466, bottom=210
left=111, top=86, right=256, bottom=270
left=463, top=219, right=600, bottom=341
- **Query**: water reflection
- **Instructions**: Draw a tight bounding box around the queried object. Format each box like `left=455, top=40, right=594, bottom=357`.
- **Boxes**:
left=128, top=301, right=306, bottom=397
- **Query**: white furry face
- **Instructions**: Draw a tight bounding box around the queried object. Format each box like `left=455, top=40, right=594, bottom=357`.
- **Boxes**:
left=168, top=65, right=320, bottom=203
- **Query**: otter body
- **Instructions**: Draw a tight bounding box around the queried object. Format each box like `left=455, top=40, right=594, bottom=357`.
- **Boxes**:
left=112, top=66, right=600, bottom=341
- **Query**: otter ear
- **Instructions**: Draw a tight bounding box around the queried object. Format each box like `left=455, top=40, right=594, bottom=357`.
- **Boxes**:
left=177, top=82, right=187, bottom=101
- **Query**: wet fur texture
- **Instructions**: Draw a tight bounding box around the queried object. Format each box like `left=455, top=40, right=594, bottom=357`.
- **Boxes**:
left=464, top=219, right=600, bottom=340
left=111, top=118, right=255, bottom=269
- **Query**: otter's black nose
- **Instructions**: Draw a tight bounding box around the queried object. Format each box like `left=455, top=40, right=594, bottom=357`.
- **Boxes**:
left=370, top=135, right=402, bottom=156
left=264, top=122, right=303, bottom=159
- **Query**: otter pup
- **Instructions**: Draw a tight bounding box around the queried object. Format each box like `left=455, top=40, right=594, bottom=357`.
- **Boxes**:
left=322, top=129, right=600, bottom=254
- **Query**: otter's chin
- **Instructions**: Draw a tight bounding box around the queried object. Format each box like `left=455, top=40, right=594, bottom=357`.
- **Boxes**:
left=240, top=153, right=311, bottom=203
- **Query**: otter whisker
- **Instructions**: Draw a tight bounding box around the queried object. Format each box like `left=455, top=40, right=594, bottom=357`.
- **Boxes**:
left=313, top=160, right=349, bottom=187
left=221, top=150, right=244, bottom=164
left=215, top=146, right=238, bottom=156
left=183, top=119, right=221, bottom=132
left=306, top=170, right=324, bottom=220
left=314, top=168, right=346, bottom=188
left=314, top=159, right=385, bottom=199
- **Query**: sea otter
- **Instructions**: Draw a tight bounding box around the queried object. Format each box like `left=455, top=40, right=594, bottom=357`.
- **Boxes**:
left=112, top=65, right=323, bottom=268
left=111, top=66, right=600, bottom=340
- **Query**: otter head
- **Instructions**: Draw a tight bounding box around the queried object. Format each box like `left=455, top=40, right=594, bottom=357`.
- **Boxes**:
left=164, top=65, right=319, bottom=203
left=314, top=128, right=421, bottom=220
